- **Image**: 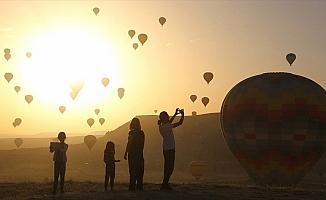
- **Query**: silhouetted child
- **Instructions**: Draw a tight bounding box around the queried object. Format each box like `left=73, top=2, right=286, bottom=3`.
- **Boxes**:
left=49, top=132, right=68, bottom=194
left=158, top=108, right=184, bottom=190
left=124, top=118, right=145, bottom=191
left=104, top=141, right=120, bottom=191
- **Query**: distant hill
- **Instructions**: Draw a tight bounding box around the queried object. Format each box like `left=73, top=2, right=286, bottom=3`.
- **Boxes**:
left=0, top=113, right=324, bottom=184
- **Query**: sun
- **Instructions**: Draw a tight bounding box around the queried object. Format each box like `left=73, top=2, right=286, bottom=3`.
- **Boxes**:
left=20, top=26, right=120, bottom=108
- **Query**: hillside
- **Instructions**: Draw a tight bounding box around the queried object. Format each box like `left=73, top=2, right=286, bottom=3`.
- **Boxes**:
left=0, top=113, right=325, bottom=185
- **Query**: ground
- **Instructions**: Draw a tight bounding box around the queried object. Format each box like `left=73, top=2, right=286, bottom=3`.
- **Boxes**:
left=0, top=182, right=325, bottom=200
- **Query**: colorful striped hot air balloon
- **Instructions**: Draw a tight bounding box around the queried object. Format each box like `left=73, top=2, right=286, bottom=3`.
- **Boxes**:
left=220, top=72, right=326, bottom=186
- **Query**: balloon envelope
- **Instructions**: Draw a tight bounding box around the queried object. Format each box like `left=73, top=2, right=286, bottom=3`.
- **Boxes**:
left=93, top=7, right=100, bottom=15
left=203, top=72, right=214, bottom=84
left=201, top=97, right=209, bottom=107
left=189, top=161, right=208, bottom=180
left=4, top=48, right=10, bottom=54
left=87, top=118, right=95, bottom=127
left=99, top=118, right=105, bottom=125
left=94, top=109, right=100, bottom=115
left=84, top=135, right=97, bottom=150
left=159, top=16, right=166, bottom=26
left=14, top=138, right=23, bottom=148
left=101, top=78, right=110, bottom=87
left=59, top=106, right=66, bottom=114
left=14, top=118, right=22, bottom=127
left=26, top=52, right=32, bottom=58
left=14, top=86, right=21, bottom=93
left=4, top=53, right=11, bottom=61
left=286, top=53, right=296, bottom=66
left=25, top=95, right=33, bottom=104
left=138, top=34, right=148, bottom=46
left=128, top=30, right=136, bottom=39
left=118, top=88, right=125, bottom=99
left=190, top=95, right=197, bottom=103
left=192, top=111, right=197, bottom=116
left=4, top=73, right=13, bottom=83
left=220, top=72, right=326, bottom=186
left=133, top=43, right=138, bottom=50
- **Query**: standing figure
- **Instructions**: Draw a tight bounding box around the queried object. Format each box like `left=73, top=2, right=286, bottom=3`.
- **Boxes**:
left=104, top=141, right=120, bottom=191
left=50, top=132, right=68, bottom=194
left=124, top=118, right=145, bottom=191
left=158, top=108, right=184, bottom=190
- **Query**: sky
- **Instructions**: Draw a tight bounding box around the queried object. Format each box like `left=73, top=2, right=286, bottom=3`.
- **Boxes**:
left=0, top=0, right=325, bottom=136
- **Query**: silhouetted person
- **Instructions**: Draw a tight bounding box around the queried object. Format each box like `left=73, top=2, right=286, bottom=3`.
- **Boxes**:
left=158, top=108, right=184, bottom=190
left=49, top=132, right=68, bottom=194
left=104, top=141, right=120, bottom=191
left=124, top=118, right=145, bottom=191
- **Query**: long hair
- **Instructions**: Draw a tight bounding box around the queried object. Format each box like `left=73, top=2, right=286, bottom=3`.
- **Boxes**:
left=158, top=111, right=169, bottom=125
left=129, top=117, right=141, bottom=131
left=105, top=141, right=115, bottom=153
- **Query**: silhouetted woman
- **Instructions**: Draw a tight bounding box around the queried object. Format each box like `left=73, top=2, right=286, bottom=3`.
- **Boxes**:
left=124, top=118, right=145, bottom=191
left=104, top=141, right=120, bottom=191
left=158, top=108, right=184, bottom=190
left=49, top=132, right=68, bottom=194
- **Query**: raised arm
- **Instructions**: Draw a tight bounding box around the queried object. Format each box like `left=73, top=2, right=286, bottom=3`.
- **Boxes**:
left=172, top=109, right=184, bottom=128
left=169, top=109, right=179, bottom=123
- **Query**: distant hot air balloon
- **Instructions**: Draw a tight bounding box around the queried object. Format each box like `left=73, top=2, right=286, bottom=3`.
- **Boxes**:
left=118, top=88, right=125, bottom=99
left=101, top=78, right=110, bottom=87
left=93, top=7, right=100, bottom=15
left=192, top=111, right=197, bottom=116
left=159, top=16, right=166, bottom=27
left=154, top=110, right=158, bottom=114
left=14, top=118, right=22, bottom=127
left=70, top=80, right=84, bottom=93
left=4, top=53, right=11, bottom=61
left=12, top=122, right=16, bottom=127
left=99, top=118, right=105, bottom=125
left=94, top=109, right=100, bottom=115
left=25, top=95, right=33, bottom=104
left=4, top=48, right=10, bottom=54
left=14, top=138, right=23, bottom=148
left=128, top=30, right=136, bottom=39
left=70, top=91, right=78, bottom=100
left=190, top=95, right=197, bottom=103
left=138, top=34, right=148, bottom=46
left=14, top=86, right=21, bottom=93
left=220, top=72, right=326, bottom=186
left=26, top=52, right=32, bottom=58
left=59, top=106, right=66, bottom=114
left=201, top=97, right=209, bottom=107
left=133, top=43, right=138, bottom=50
left=189, top=161, right=208, bottom=180
left=286, top=53, right=296, bottom=66
left=203, top=72, right=214, bottom=84
left=87, top=118, right=95, bottom=127
left=4, top=73, right=13, bottom=83
left=84, top=135, right=97, bottom=150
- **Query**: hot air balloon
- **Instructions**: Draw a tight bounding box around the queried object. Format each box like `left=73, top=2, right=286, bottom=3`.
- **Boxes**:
left=154, top=110, right=158, bottom=114
left=25, top=95, right=33, bottom=104
left=4, top=53, right=11, bottom=61
left=14, top=138, right=23, bottom=148
left=93, top=7, right=100, bottom=15
left=133, top=43, right=138, bottom=50
left=192, top=111, right=197, bottom=116
left=12, top=122, right=16, bottom=127
left=99, top=118, right=105, bottom=125
left=14, top=118, right=22, bottom=127
left=138, top=34, right=148, bottom=46
left=4, top=73, right=13, bottom=83
left=128, top=30, right=136, bottom=39
left=87, top=118, right=95, bottom=127
left=94, top=109, right=100, bottom=115
left=26, top=52, right=32, bottom=58
left=220, top=72, right=326, bottom=186
left=203, top=72, right=214, bottom=84
left=201, top=97, right=209, bottom=107
left=70, top=80, right=84, bottom=93
left=159, top=16, right=166, bottom=27
left=286, top=53, right=296, bottom=66
left=101, top=78, right=109, bottom=87
left=190, top=95, right=197, bottom=103
left=70, top=91, right=78, bottom=100
left=118, top=88, right=125, bottom=99
left=59, top=106, right=66, bottom=114
left=4, top=48, right=10, bottom=54
left=84, top=135, right=97, bottom=150
left=189, top=161, right=208, bottom=180
left=14, top=86, right=21, bottom=93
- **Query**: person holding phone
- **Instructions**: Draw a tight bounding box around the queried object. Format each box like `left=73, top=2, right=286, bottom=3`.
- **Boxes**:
left=49, top=132, right=68, bottom=195
left=158, top=108, right=184, bottom=190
